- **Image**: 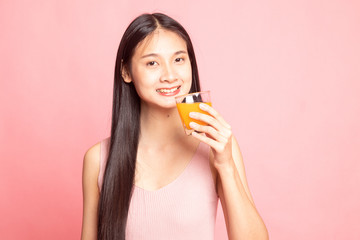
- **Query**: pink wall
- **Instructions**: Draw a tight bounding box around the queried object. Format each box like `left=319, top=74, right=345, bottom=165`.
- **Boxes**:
left=1, top=0, right=359, bottom=239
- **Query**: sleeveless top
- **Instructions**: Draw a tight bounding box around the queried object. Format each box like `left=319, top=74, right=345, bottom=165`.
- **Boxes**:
left=98, top=138, right=219, bottom=240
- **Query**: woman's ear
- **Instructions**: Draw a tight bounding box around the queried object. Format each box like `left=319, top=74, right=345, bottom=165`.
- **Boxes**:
left=121, top=65, right=132, bottom=83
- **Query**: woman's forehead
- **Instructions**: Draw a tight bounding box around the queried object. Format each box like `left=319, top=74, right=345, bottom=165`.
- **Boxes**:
left=134, top=29, right=187, bottom=57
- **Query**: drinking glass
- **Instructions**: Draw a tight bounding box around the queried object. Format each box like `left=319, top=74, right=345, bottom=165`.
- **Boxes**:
left=175, top=91, right=212, bottom=135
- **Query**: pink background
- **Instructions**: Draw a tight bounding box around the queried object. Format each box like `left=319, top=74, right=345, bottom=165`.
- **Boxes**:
left=1, top=0, right=359, bottom=239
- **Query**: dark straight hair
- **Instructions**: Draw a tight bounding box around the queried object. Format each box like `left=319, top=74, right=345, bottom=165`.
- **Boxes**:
left=97, top=13, right=201, bottom=239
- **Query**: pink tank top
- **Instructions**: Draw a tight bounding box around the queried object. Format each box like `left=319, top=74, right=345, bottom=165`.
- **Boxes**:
left=99, top=138, right=219, bottom=240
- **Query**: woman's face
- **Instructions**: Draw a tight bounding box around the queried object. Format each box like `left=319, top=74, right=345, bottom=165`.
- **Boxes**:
left=125, top=28, right=192, bottom=109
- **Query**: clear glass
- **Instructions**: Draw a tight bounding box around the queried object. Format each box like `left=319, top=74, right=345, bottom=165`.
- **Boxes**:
left=175, top=91, right=212, bottom=135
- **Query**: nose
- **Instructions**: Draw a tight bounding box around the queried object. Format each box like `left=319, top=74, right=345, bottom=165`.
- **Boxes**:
left=160, top=63, right=177, bottom=83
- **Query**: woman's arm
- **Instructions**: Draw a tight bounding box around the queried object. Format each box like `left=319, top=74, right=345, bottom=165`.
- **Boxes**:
left=215, top=137, right=268, bottom=239
left=189, top=103, right=268, bottom=240
left=81, top=143, right=101, bottom=240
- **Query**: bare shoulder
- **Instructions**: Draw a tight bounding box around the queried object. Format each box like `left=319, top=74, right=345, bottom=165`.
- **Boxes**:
left=83, top=141, right=102, bottom=187
left=81, top=141, right=102, bottom=240
left=84, top=141, right=101, bottom=167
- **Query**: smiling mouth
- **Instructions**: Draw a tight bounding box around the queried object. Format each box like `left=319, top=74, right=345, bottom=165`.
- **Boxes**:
left=156, top=86, right=181, bottom=93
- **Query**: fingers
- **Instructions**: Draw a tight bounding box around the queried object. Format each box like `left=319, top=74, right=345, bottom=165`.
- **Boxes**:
left=191, top=131, right=227, bottom=153
left=199, top=103, right=231, bottom=129
left=189, top=104, right=232, bottom=147
left=190, top=104, right=234, bottom=162
left=189, top=122, right=227, bottom=142
left=189, top=105, right=232, bottom=139
left=189, top=111, right=223, bottom=132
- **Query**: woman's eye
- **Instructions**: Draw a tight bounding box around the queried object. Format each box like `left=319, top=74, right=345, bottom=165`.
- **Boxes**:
left=147, top=61, right=158, bottom=66
left=175, top=57, right=184, bottom=63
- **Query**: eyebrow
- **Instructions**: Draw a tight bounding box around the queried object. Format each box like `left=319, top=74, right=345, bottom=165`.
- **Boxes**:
left=141, top=50, right=188, bottom=59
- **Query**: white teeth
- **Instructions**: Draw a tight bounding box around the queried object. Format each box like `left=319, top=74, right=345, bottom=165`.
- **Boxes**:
left=157, top=86, right=179, bottom=93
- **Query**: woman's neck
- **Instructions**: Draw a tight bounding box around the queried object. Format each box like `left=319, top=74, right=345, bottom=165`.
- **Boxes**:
left=139, top=102, right=187, bottom=148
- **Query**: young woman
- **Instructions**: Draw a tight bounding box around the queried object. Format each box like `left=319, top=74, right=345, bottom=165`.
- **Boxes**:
left=82, top=13, right=268, bottom=240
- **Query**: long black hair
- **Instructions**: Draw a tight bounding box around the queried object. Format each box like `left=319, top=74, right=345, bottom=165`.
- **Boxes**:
left=97, top=13, right=201, bottom=239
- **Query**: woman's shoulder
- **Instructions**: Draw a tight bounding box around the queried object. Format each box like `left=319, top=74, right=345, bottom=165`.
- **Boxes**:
left=83, top=137, right=110, bottom=174
left=84, top=142, right=101, bottom=163
left=83, top=142, right=101, bottom=179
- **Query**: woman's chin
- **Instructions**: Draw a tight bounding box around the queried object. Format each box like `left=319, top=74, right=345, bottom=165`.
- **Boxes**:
left=160, top=101, right=177, bottom=109
left=141, top=99, right=177, bottom=110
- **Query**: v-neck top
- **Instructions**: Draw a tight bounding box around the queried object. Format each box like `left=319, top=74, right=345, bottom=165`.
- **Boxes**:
left=99, top=137, right=219, bottom=240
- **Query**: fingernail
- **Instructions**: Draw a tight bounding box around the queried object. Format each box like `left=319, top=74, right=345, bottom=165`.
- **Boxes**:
left=189, top=122, right=197, bottom=128
left=189, top=112, right=196, bottom=118
left=199, top=103, right=206, bottom=110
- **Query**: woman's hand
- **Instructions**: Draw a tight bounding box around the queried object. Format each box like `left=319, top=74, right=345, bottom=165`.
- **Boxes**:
left=189, top=103, right=233, bottom=168
left=189, top=103, right=269, bottom=240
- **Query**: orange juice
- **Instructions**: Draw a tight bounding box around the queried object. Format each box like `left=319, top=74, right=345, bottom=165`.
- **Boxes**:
left=176, top=102, right=212, bottom=130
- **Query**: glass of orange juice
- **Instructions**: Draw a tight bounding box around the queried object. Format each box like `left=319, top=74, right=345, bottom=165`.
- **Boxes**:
left=175, top=91, right=212, bottom=135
